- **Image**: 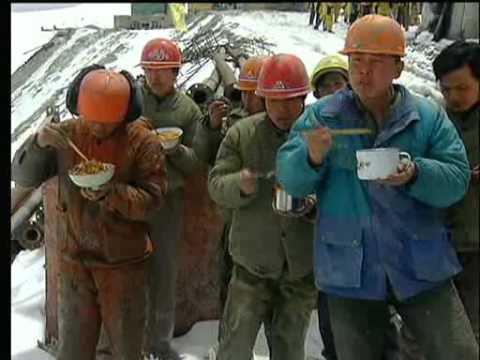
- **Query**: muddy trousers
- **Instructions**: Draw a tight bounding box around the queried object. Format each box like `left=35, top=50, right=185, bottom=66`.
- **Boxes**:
left=143, top=190, right=185, bottom=355
left=57, top=259, right=146, bottom=360
left=318, top=291, right=402, bottom=360
left=96, top=190, right=184, bottom=360
left=398, top=252, right=480, bottom=359
left=217, top=264, right=317, bottom=360
left=327, top=280, right=479, bottom=360
left=217, top=224, right=273, bottom=356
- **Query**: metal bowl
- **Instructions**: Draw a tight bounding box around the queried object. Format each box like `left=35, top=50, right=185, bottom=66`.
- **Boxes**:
left=155, top=127, right=183, bottom=150
left=68, top=163, right=115, bottom=190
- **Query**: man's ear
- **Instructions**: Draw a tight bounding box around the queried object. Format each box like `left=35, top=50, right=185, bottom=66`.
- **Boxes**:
left=394, top=60, right=404, bottom=79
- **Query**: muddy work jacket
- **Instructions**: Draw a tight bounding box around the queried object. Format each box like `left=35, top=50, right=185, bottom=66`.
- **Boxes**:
left=12, top=119, right=167, bottom=267
left=445, top=103, right=479, bottom=252
left=141, top=82, right=203, bottom=193
left=208, top=112, right=314, bottom=280
left=193, top=106, right=250, bottom=166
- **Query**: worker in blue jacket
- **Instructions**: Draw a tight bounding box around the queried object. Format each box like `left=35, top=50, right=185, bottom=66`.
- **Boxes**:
left=276, top=15, right=479, bottom=360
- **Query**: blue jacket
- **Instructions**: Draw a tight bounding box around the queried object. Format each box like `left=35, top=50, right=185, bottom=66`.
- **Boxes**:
left=276, top=86, right=470, bottom=300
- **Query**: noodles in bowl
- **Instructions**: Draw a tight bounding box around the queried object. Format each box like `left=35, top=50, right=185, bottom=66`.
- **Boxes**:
left=155, top=127, right=183, bottom=150
left=69, top=160, right=115, bottom=190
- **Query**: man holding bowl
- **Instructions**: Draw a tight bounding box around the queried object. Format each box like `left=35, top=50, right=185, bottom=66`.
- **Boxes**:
left=276, top=14, right=478, bottom=360
left=135, top=37, right=203, bottom=360
left=11, top=68, right=167, bottom=360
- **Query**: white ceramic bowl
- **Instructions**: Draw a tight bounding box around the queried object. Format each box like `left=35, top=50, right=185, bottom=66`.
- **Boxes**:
left=69, top=163, right=115, bottom=190
left=155, top=127, right=183, bottom=150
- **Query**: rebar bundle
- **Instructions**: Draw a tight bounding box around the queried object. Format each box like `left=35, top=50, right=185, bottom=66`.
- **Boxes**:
left=174, top=14, right=275, bottom=90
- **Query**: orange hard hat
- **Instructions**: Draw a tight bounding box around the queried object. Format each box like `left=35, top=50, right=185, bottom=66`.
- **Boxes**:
left=234, top=56, right=269, bottom=91
left=139, top=38, right=182, bottom=69
left=340, top=14, right=406, bottom=57
left=255, top=54, right=310, bottom=99
left=78, top=69, right=131, bottom=123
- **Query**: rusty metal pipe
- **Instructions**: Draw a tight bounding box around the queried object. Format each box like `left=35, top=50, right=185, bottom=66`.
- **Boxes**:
left=11, top=185, right=35, bottom=213
left=212, top=53, right=237, bottom=88
left=186, top=67, right=222, bottom=107
left=11, top=186, right=43, bottom=236
left=203, top=67, right=221, bottom=92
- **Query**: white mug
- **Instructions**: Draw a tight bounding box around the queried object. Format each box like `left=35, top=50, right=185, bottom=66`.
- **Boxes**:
left=356, top=148, right=411, bottom=180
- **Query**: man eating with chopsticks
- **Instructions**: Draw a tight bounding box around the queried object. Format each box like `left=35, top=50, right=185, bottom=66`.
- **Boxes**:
left=11, top=67, right=167, bottom=360
left=276, top=14, right=478, bottom=360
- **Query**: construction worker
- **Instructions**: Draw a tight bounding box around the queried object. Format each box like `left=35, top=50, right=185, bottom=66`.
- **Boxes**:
left=192, top=56, right=271, bottom=359
left=96, top=38, right=203, bottom=360
left=434, top=39, right=480, bottom=340
left=359, top=2, right=373, bottom=17
left=11, top=67, right=167, bottom=360
left=399, top=39, right=480, bottom=360
left=194, top=56, right=268, bottom=166
left=349, top=2, right=360, bottom=25
left=208, top=54, right=317, bottom=360
left=319, top=3, right=335, bottom=32
left=310, top=53, right=349, bottom=100
left=310, top=54, right=349, bottom=360
left=394, top=2, right=409, bottom=30
left=308, top=2, right=317, bottom=26
left=344, top=3, right=352, bottom=24
left=374, top=2, right=393, bottom=17
left=310, top=53, right=403, bottom=360
left=434, top=48, right=479, bottom=334
left=313, top=1, right=322, bottom=30
left=277, top=14, right=479, bottom=360
left=138, top=37, right=203, bottom=360
left=333, top=2, right=343, bottom=23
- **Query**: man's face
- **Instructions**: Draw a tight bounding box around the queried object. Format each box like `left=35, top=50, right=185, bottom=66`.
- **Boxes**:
left=314, top=72, right=349, bottom=99
left=144, top=67, right=177, bottom=97
left=265, top=97, right=304, bottom=130
left=349, top=53, right=403, bottom=100
left=241, top=90, right=265, bottom=115
left=84, top=120, right=121, bottom=140
left=439, top=64, right=480, bottom=113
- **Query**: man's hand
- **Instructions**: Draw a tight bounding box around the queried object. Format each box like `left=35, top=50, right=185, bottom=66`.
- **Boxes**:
left=378, top=160, right=416, bottom=186
left=36, top=123, right=69, bottom=149
left=302, top=128, right=333, bottom=166
left=163, top=143, right=184, bottom=156
left=80, top=183, right=112, bottom=202
left=239, top=168, right=257, bottom=195
left=208, top=100, right=230, bottom=129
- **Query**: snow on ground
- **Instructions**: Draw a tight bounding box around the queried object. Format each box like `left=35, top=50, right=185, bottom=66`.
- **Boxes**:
left=12, top=248, right=322, bottom=360
left=12, top=5, right=467, bottom=360
left=11, top=3, right=131, bottom=73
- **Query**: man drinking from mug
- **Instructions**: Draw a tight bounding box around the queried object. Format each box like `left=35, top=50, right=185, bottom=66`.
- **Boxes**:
left=276, top=15, right=478, bottom=360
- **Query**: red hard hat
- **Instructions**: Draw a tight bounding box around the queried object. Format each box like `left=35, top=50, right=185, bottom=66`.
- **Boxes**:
left=256, top=54, right=310, bottom=99
left=78, top=69, right=130, bottom=123
left=139, top=38, right=182, bottom=69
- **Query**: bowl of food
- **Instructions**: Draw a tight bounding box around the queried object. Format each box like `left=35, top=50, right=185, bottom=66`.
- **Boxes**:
left=155, top=127, right=183, bottom=150
left=68, top=159, right=115, bottom=190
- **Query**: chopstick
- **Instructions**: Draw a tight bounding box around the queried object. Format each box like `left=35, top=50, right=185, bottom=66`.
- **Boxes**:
left=303, top=128, right=372, bottom=136
left=331, top=128, right=372, bottom=136
left=66, top=138, right=90, bottom=162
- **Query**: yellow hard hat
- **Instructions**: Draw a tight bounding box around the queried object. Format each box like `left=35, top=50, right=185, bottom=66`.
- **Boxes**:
left=310, top=54, right=349, bottom=89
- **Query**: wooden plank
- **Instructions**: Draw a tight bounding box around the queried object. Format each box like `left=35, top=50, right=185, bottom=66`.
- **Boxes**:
left=43, top=178, right=60, bottom=345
